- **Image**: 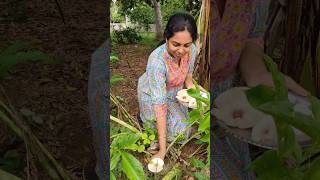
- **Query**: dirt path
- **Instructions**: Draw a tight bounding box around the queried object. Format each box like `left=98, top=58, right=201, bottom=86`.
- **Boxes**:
left=111, top=44, right=150, bottom=117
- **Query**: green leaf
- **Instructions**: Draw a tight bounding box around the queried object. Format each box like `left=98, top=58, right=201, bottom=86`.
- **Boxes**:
left=148, top=134, right=155, bottom=140
left=110, top=74, right=125, bottom=85
left=199, top=133, right=209, bottom=143
left=187, top=88, right=209, bottom=105
left=193, top=172, right=209, bottom=180
left=309, top=95, right=320, bottom=121
left=245, top=85, right=276, bottom=107
left=110, top=172, right=116, bottom=180
left=143, top=139, right=150, bottom=145
left=141, top=133, right=148, bottom=140
left=112, top=133, right=140, bottom=149
left=303, top=157, right=320, bottom=180
left=258, top=101, right=320, bottom=142
left=126, top=144, right=139, bottom=151
left=0, top=168, right=21, bottom=180
left=121, top=151, right=144, bottom=180
left=198, top=113, right=210, bottom=132
left=137, top=145, right=145, bottom=152
left=264, top=54, right=288, bottom=100
left=110, top=153, right=121, bottom=171
left=250, top=150, right=301, bottom=180
left=189, top=157, right=206, bottom=169
left=185, top=109, right=201, bottom=123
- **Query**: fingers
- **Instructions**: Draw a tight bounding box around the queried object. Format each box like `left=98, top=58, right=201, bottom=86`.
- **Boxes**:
left=285, top=76, right=309, bottom=97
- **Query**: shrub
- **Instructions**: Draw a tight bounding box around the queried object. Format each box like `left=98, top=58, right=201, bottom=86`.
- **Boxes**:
left=113, top=27, right=142, bottom=44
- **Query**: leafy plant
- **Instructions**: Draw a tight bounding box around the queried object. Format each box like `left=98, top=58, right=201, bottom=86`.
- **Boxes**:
left=113, top=27, right=142, bottom=44
left=0, top=41, right=50, bottom=78
left=110, top=54, right=119, bottom=67
left=110, top=116, right=146, bottom=180
left=128, top=3, right=155, bottom=31
left=110, top=74, right=125, bottom=86
left=246, top=54, right=320, bottom=179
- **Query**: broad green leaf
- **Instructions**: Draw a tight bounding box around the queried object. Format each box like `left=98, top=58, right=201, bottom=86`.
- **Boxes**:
left=112, top=133, right=140, bottom=149
left=198, top=113, right=210, bottom=132
left=245, top=85, right=276, bottom=107
left=149, top=134, right=155, bottom=140
left=189, top=157, right=206, bottom=168
left=0, top=168, right=21, bottom=180
left=250, top=150, right=301, bottom=180
left=110, top=152, right=121, bottom=171
left=110, top=172, right=116, bottom=180
left=309, top=95, right=320, bottom=121
left=303, top=157, right=320, bottom=180
left=193, top=172, right=209, bottom=180
left=185, top=109, right=201, bottom=123
left=200, top=133, right=209, bottom=143
left=126, top=144, right=139, bottom=151
left=121, top=151, right=144, bottom=180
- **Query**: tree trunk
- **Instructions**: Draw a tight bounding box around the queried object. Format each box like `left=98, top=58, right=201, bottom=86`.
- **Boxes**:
left=151, top=0, right=163, bottom=40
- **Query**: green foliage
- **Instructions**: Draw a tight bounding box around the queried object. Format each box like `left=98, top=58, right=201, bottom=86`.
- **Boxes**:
left=111, top=1, right=125, bottom=22
left=129, top=3, right=155, bottom=31
left=246, top=54, right=320, bottom=179
left=110, top=53, right=119, bottom=67
left=0, top=41, right=50, bottom=78
left=161, top=0, right=187, bottom=25
left=110, top=131, right=145, bottom=180
left=113, top=27, right=142, bottom=44
left=110, top=74, right=125, bottom=86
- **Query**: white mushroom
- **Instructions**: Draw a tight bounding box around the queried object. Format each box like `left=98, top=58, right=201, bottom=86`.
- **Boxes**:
left=294, top=103, right=312, bottom=116
left=213, top=101, right=265, bottom=129
left=148, top=158, right=164, bottom=173
left=251, top=115, right=277, bottom=145
left=214, top=87, right=249, bottom=108
left=213, top=87, right=265, bottom=129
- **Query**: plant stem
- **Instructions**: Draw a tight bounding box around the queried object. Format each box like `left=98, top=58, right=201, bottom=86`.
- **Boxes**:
left=110, top=115, right=141, bottom=134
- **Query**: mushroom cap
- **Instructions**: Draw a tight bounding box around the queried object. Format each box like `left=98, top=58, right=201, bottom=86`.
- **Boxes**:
left=148, top=158, right=164, bottom=173
left=251, top=115, right=277, bottom=145
left=213, top=87, right=265, bottom=129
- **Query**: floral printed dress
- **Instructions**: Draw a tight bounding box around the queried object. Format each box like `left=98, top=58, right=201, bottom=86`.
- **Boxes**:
left=138, top=43, right=197, bottom=142
left=210, top=0, right=270, bottom=179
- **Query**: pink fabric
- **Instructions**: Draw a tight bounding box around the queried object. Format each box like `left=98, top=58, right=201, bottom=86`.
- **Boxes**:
left=211, top=0, right=263, bottom=84
left=164, top=50, right=191, bottom=90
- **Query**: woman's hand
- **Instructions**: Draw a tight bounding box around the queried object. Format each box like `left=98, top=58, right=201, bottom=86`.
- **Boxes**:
left=246, top=72, right=309, bottom=96
left=151, top=149, right=166, bottom=161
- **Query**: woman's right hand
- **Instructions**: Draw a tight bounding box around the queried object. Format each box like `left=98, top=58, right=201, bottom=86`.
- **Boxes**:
left=246, top=72, right=309, bottom=96
left=151, top=149, right=166, bottom=161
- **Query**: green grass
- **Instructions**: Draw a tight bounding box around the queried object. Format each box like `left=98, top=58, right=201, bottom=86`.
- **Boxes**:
left=138, top=32, right=159, bottom=48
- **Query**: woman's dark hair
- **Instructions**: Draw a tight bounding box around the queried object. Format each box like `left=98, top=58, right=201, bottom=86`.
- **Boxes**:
left=164, top=12, right=198, bottom=42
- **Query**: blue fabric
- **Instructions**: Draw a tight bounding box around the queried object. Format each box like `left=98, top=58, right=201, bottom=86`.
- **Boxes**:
left=88, top=40, right=109, bottom=180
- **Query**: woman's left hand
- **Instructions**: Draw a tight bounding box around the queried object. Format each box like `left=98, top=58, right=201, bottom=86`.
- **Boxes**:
left=246, top=72, right=309, bottom=96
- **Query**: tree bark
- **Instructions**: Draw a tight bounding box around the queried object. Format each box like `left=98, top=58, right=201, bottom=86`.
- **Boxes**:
left=151, top=0, right=163, bottom=40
